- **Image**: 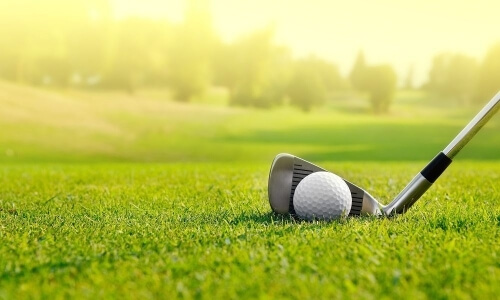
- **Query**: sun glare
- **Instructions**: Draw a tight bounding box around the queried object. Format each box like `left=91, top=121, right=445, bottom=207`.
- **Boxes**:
left=111, top=0, right=500, bottom=85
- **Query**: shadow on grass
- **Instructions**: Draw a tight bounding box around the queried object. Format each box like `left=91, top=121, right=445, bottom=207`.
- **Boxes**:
left=225, top=211, right=381, bottom=226
left=224, top=212, right=295, bottom=225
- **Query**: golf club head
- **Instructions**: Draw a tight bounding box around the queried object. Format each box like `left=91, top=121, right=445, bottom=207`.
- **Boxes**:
left=268, top=153, right=382, bottom=216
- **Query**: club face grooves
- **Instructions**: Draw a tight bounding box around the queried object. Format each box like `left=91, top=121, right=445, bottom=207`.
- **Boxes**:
left=348, top=189, right=363, bottom=215
left=289, top=159, right=363, bottom=216
left=290, top=163, right=314, bottom=214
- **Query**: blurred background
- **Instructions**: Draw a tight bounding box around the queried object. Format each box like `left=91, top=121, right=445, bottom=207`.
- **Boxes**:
left=1, top=0, right=499, bottom=163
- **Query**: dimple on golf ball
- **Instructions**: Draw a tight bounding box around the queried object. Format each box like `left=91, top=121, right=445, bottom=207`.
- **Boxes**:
left=293, top=171, right=352, bottom=220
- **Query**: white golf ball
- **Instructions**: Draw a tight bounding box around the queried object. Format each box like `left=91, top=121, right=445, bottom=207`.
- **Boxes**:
left=293, top=171, right=352, bottom=220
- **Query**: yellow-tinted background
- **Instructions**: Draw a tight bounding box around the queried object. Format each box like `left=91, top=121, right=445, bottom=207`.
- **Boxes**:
left=113, top=0, right=500, bottom=84
left=2, top=0, right=499, bottom=85
left=0, top=0, right=499, bottom=163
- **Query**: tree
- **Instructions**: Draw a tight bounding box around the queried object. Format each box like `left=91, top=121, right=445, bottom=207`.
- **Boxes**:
left=349, top=51, right=367, bottom=90
left=363, top=65, right=397, bottom=113
left=305, top=56, right=347, bottom=95
left=0, top=0, right=112, bottom=86
left=426, top=52, right=478, bottom=103
left=215, top=28, right=292, bottom=108
left=287, top=58, right=328, bottom=112
left=167, top=0, right=216, bottom=101
left=404, top=65, right=414, bottom=90
left=103, top=18, right=172, bottom=93
left=475, top=43, right=500, bottom=104
left=349, top=52, right=397, bottom=113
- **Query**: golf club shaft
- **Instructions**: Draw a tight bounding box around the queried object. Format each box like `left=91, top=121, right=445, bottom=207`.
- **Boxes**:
left=443, top=91, right=500, bottom=158
left=384, top=91, right=500, bottom=215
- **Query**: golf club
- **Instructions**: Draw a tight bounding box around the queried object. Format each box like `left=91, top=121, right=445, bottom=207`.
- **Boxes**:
left=268, top=91, right=500, bottom=217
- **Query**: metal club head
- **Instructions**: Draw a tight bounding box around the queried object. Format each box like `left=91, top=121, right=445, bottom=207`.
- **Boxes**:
left=268, top=153, right=382, bottom=216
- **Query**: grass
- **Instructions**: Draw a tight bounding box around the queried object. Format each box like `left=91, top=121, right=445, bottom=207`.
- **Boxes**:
left=1, top=163, right=499, bottom=299
left=1, top=82, right=499, bottom=163
left=0, top=82, right=499, bottom=299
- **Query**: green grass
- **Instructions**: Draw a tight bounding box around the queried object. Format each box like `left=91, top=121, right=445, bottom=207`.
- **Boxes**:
left=1, top=163, right=499, bottom=299
left=0, top=82, right=499, bottom=298
left=1, top=83, right=499, bottom=163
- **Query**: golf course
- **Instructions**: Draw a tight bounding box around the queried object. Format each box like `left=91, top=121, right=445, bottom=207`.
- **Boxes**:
left=1, top=81, right=499, bottom=299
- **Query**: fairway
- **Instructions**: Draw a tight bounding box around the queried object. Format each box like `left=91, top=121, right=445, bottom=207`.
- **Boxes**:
left=1, top=82, right=499, bottom=164
left=0, top=84, right=499, bottom=299
left=1, top=163, right=499, bottom=299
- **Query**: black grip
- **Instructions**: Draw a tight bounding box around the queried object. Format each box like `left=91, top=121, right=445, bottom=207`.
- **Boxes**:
left=421, top=152, right=452, bottom=183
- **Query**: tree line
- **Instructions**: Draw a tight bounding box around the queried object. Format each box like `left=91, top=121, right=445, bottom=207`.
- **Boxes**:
left=0, top=0, right=499, bottom=112
left=425, top=45, right=500, bottom=105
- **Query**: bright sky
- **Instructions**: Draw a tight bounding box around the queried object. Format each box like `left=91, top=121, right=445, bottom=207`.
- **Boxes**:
left=112, top=0, right=500, bottom=85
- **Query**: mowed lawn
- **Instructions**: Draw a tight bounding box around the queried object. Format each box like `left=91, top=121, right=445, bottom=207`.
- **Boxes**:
left=0, top=82, right=499, bottom=299
left=1, top=82, right=499, bottom=163
left=1, top=163, right=499, bottom=299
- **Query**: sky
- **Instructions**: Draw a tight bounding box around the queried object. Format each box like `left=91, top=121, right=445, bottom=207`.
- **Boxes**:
left=112, top=0, right=500, bottom=85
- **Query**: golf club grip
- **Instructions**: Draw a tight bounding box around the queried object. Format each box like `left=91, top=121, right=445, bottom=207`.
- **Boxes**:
left=443, top=91, right=500, bottom=159
left=421, top=152, right=452, bottom=183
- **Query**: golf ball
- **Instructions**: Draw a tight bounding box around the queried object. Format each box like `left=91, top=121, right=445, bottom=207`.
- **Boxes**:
left=293, top=171, right=352, bottom=220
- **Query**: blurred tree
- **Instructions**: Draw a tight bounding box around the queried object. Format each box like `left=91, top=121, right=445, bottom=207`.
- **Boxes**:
left=67, top=0, right=113, bottom=87
left=212, top=42, right=241, bottom=90
left=404, top=65, right=414, bottom=90
left=349, top=50, right=367, bottom=90
left=103, top=18, right=172, bottom=93
left=363, top=65, right=397, bottom=113
left=0, top=0, right=112, bottom=86
left=0, top=1, right=30, bottom=81
left=426, top=53, right=478, bottom=103
left=475, top=43, right=500, bottom=104
left=307, top=56, right=347, bottom=94
left=167, top=0, right=216, bottom=101
left=214, top=28, right=292, bottom=108
left=287, top=57, right=328, bottom=112
left=349, top=52, right=397, bottom=113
